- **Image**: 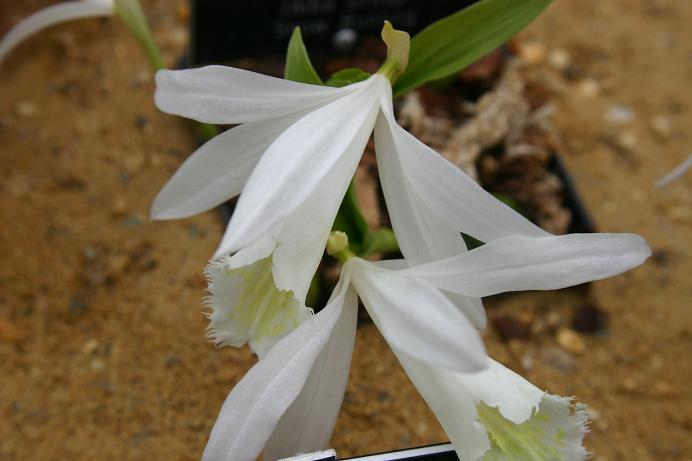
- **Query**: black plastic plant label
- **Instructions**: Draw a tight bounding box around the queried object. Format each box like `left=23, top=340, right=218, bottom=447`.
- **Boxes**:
left=279, top=443, right=459, bottom=460
left=190, top=0, right=478, bottom=65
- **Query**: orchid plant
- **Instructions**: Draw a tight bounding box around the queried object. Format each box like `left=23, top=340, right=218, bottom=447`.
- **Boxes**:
left=152, top=5, right=650, bottom=461
left=1, top=1, right=653, bottom=460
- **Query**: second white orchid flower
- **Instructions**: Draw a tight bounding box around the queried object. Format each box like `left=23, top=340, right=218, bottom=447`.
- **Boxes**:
left=0, top=0, right=163, bottom=70
left=202, top=230, right=649, bottom=461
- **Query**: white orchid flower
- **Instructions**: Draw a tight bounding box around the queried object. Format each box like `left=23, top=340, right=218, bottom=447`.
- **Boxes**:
left=202, top=229, right=649, bottom=461
left=203, top=145, right=355, bottom=355
left=398, top=356, right=589, bottom=461
left=0, top=0, right=114, bottom=65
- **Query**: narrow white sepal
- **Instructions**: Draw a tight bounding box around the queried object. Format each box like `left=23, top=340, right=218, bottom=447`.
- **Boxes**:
left=378, top=106, right=549, bottom=243
left=401, top=233, right=651, bottom=298
left=263, top=284, right=358, bottom=461
left=201, top=276, right=351, bottom=461
left=154, top=65, right=347, bottom=125
left=374, top=108, right=486, bottom=330
left=374, top=112, right=468, bottom=265
left=223, top=76, right=386, bottom=253
left=151, top=114, right=301, bottom=220
left=347, top=258, right=487, bottom=373
left=0, top=0, right=114, bottom=65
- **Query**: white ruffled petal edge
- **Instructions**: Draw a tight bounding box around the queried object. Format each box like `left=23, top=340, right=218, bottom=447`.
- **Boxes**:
left=204, top=236, right=311, bottom=358
left=397, top=354, right=589, bottom=461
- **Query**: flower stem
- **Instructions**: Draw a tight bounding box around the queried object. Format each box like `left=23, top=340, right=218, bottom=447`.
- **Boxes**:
left=114, top=0, right=164, bottom=70
left=332, top=180, right=369, bottom=254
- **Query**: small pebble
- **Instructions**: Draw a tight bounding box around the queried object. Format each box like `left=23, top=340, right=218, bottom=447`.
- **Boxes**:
left=106, top=254, right=130, bottom=279
left=606, top=104, right=635, bottom=123
left=539, top=346, right=576, bottom=372
left=130, top=70, right=151, bottom=88
left=548, top=48, right=571, bottom=71
left=621, top=377, right=637, bottom=392
left=518, top=41, right=547, bottom=65
left=111, top=196, right=128, bottom=217
left=557, top=328, right=586, bottom=354
left=586, top=406, right=601, bottom=421
left=122, top=153, right=146, bottom=174
left=14, top=101, right=40, bottom=119
left=90, top=358, right=107, bottom=372
left=82, top=339, right=100, bottom=355
left=650, top=115, right=673, bottom=139
left=577, top=78, right=600, bottom=98
left=520, top=353, right=534, bottom=371
left=616, top=130, right=638, bottom=152
left=653, top=380, right=674, bottom=397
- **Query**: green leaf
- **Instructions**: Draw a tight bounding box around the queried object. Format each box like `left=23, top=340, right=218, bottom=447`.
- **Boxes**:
left=393, top=0, right=553, bottom=97
left=284, top=27, right=323, bottom=85
left=363, top=227, right=400, bottom=256
left=325, top=68, right=371, bottom=88
left=331, top=182, right=369, bottom=254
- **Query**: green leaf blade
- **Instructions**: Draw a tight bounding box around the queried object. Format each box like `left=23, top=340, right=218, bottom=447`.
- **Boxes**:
left=393, top=0, right=553, bottom=97
left=284, top=27, right=323, bottom=85
left=325, top=68, right=371, bottom=88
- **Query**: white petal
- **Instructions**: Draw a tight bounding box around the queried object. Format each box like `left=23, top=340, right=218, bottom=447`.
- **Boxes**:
left=0, top=0, right=113, bottom=64
left=154, top=65, right=347, bottom=124
left=151, top=114, right=299, bottom=220
left=395, top=352, right=491, bottom=461
left=223, top=75, right=388, bottom=252
left=213, top=136, right=363, bottom=302
left=402, top=233, right=651, bottom=298
left=205, top=237, right=311, bottom=357
left=374, top=113, right=467, bottom=264
left=201, top=276, right=351, bottom=461
left=347, top=258, right=486, bottom=372
left=378, top=108, right=549, bottom=243
left=270, top=150, right=362, bottom=301
left=263, top=285, right=358, bottom=461
left=396, top=354, right=588, bottom=461
left=444, top=291, right=486, bottom=331
left=374, top=112, right=486, bottom=330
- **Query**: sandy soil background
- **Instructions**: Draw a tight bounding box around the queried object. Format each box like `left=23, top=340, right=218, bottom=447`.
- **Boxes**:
left=0, top=1, right=690, bottom=460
